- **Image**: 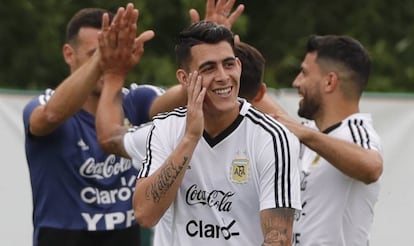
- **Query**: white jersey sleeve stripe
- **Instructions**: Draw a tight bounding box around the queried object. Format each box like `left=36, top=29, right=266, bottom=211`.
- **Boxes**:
left=138, top=108, right=187, bottom=179
left=359, top=120, right=372, bottom=149
left=245, top=108, right=293, bottom=208
left=38, top=88, right=54, bottom=105
left=153, top=107, right=187, bottom=120
left=138, top=124, right=156, bottom=178
left=347, top=119, right=371, bottom=149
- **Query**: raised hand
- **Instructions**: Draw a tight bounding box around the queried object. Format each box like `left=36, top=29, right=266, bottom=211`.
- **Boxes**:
left=98, top=3, right=154, bottom=80
left=189, top=0, right=244, bottom=29
left=184, top=71, right=206, bottom=141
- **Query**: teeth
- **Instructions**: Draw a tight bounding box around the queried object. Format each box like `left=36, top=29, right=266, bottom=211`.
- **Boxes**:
left=214, top=87, right=231, bottom=95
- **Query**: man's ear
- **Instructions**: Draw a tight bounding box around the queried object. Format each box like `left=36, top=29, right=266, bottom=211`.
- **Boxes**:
left=325, top=72, right=339, bottom=93
left=63, top=44, right=75, bottom=66
left=252, top=83, right=266, bottom=103
left=176, top=69, right=188, bottom=86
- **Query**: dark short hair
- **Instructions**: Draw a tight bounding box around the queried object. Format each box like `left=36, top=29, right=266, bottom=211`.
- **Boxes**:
left=175, top=21, right=235, bottom=70
left=235, top=42, right=266, bottom=101
left=66, top=8, right=114, bottom=45
left=306, top=35, right=371, bottom=94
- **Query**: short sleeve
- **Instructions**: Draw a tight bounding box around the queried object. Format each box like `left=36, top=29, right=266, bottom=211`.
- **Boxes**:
left=258, top=127, right=302, bottom=211
left=123, top=123, right=154, bottom=170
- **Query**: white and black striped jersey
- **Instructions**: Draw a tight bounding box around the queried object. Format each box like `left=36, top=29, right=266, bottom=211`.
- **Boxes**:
left=126, top=99, right=301, bottom=246
left=292, top=113, right=383, bottom=246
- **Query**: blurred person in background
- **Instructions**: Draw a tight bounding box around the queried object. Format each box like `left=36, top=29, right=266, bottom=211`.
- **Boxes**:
left=22, top=4, right=158, bottom=246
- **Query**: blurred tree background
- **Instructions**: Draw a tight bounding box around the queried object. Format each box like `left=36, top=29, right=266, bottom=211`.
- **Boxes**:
left=1, top=0, right=414, bottom=92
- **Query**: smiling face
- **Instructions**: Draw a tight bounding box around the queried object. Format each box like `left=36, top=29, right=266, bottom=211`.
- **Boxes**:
left=182, top=41, right=241, bottom=116
left=292, top=52, right=324, bottom=120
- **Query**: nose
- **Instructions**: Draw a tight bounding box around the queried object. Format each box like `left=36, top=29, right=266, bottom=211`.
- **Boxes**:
left=215, top=65, right=229, bottom=82
left=292, top=73, right=301, bottom=88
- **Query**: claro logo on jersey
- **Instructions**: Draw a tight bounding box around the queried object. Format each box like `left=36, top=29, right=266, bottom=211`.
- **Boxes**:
left=79, top=155, right=133, bottom=179
left=186, top=219, right=240, bottom=240
left=184, top=184, right=240, bottom=240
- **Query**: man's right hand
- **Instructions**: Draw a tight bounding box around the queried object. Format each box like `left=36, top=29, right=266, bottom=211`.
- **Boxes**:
left=98, top=3, right=154, bottom=83
left=184, top=71, right=206, bottom=142
left=189, top=0, right=244, bottom=30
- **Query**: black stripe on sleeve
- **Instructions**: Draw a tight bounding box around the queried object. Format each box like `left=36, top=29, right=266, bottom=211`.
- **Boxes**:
left=137, top=124, right=156, bottom=179
left=138, top=108, right=187, bottom=179
left=347, top=119, right=371, bottom=149
left=246, top=108, right=293, bottom=208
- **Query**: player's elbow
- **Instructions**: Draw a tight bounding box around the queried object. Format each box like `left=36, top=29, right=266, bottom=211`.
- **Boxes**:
left=363, top=159, right=383, bottom=184
left=31, top=109, right=66, bottom=136
left=96, top=126, right=127, bottom=155
left=97, top=136, right=113, bottom=154
left=133, top=199, right=161, bottom=228
left=134, top=207, right=159, bottom=228
left=133, top=181, right=163, bottom=228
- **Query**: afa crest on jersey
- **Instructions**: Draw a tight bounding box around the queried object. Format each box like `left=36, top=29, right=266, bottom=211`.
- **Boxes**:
left=230, top=159, right=250, bottom=184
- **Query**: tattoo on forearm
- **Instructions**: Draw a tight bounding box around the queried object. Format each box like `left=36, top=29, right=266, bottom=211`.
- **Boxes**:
left=145, top=157, right=188, bottom=203
left=262, top=228, right=288, bottom=246
left=262, top=208, right=294, bottom=246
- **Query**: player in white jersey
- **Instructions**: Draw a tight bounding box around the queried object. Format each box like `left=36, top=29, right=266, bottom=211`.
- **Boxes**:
left=129, top=21, right=301, bottom=246
left=97, top=21, right=301, bottom=245
left=293, top=115, right=382, bottom=245
left=133, top=99, right=302, bottom=245
left=275, top=35, right=383, bottom=245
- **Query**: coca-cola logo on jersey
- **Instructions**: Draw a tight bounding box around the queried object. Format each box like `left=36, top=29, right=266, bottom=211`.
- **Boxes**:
left=185, top=184, right=234, bottom=212
left=79, top=155, right=132, bottom=179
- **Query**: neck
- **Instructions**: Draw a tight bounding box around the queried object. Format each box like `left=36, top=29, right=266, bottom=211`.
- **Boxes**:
left=315, top=101, right=359, bottom=132
left=204, top=102, right=240, bottom=138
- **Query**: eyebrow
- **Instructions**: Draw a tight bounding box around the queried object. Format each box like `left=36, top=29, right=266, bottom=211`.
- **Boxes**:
left=198, top=56, right=236, bottom=71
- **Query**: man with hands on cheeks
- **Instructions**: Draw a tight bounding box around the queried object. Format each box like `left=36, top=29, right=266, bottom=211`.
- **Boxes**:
left=96, top=0, right=245, bottom=163
left=130, top=21, right=301, bottom=246
left=95, top=2, right=300, bottom=245
left=149, top=0, right=286, bottom=118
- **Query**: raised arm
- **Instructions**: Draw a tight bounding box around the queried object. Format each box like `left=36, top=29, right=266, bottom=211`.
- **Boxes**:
left=276, top=113, right=383, bottom=184
left=189, top=0, right=244, bottom=29
left=96, top=3, right=154, bottom=157
left=133, top=71, right=206, bottom=228
left=29, top=42, right=102, bottom=136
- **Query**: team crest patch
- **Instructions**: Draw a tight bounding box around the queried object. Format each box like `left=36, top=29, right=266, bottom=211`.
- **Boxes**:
left=230, top=159, right=249, bottom=184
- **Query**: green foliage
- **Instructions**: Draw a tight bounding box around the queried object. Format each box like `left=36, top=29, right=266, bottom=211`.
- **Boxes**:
left=1, top=0, right=414, bottom=92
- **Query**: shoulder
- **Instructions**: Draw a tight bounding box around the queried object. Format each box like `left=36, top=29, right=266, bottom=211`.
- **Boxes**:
left=153, top=106, right=187, bottom=121
left=341, top=113, right=382, bottom=151
left=343, top=113, right=374, bottom=128
left=23, top=89, right=54, bottom=119
left=122, top=83, right=165, bottom=107
left=243, top=102, right=294, bottom=136
left=341, top=113, right=377, bottom=136
left=25, top=89, right=54, bottom=106
left=240, top=102, right=300, bottom=150
left=149, top=107, right=187, bottom=135
left=123, top=83, right=165, bottom=97
left=122, top=84, right=165, bottom=125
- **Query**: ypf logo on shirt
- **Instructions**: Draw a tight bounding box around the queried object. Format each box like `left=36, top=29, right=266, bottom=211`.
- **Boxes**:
left=230, top=159, right=249, bottom=184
